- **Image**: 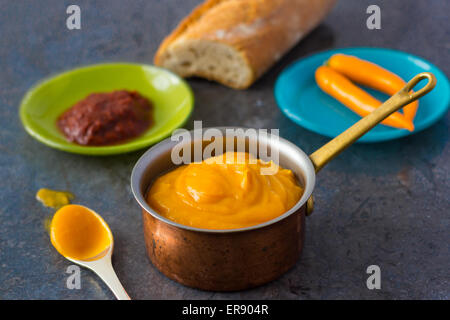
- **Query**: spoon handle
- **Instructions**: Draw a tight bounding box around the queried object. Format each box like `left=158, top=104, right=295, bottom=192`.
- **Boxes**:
left=77, top=254, right=131, bottom=300
left=91, top=259, right=131, bottom=300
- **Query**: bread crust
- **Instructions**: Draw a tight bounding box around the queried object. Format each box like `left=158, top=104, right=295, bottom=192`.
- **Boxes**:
left=155, top=0, right=336, bottom=89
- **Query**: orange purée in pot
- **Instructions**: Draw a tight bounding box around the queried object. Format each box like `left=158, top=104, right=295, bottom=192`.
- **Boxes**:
left=146, top=152, right=304, bottom=230
left=50, top=205, right=112, bottom=260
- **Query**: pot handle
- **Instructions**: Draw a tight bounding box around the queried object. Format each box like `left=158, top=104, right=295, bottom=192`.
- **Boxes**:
left=309, top=72, right=436, bottom=172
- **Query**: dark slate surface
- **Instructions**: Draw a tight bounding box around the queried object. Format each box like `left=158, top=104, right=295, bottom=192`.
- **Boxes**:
left=0, top=0, right=448, bottom=300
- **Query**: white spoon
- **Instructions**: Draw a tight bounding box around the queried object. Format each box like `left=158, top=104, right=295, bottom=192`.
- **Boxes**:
left=50, top=204, right=130, bottom=300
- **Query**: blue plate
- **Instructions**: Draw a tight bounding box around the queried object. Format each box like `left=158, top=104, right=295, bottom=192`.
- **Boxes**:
left=274, top=47, right=450, bottom=142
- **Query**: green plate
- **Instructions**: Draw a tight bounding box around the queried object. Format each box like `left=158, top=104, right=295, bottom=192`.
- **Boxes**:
left=19, top=63, right=194, bottom=155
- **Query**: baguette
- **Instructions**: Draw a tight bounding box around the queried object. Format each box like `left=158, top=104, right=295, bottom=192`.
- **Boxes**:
left=154, top=0, right=336, bottom=89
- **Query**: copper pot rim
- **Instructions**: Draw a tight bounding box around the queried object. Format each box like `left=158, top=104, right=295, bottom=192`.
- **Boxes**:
left=130, top=127, right=316, bottom=234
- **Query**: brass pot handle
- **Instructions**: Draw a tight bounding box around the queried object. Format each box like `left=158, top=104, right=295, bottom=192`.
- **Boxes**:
left=309, top=72, right=437, bottom=172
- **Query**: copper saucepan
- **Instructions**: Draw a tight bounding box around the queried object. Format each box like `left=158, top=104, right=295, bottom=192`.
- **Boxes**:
left=131, top=72, right=436, bottom=291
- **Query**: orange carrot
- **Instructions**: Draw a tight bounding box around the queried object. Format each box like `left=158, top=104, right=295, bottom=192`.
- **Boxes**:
left=327, top=54, right=418, bottom=121
left=315, top=66, right=414, bottom=131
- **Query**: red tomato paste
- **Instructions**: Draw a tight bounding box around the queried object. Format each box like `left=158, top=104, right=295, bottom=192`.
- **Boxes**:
left=57, top=90, right=153, bottom=146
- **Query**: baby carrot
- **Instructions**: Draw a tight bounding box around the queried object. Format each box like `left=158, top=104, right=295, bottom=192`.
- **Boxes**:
left=315, top=66, right=414, bottom=131
left=327, top=54, right=418, bottom=121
